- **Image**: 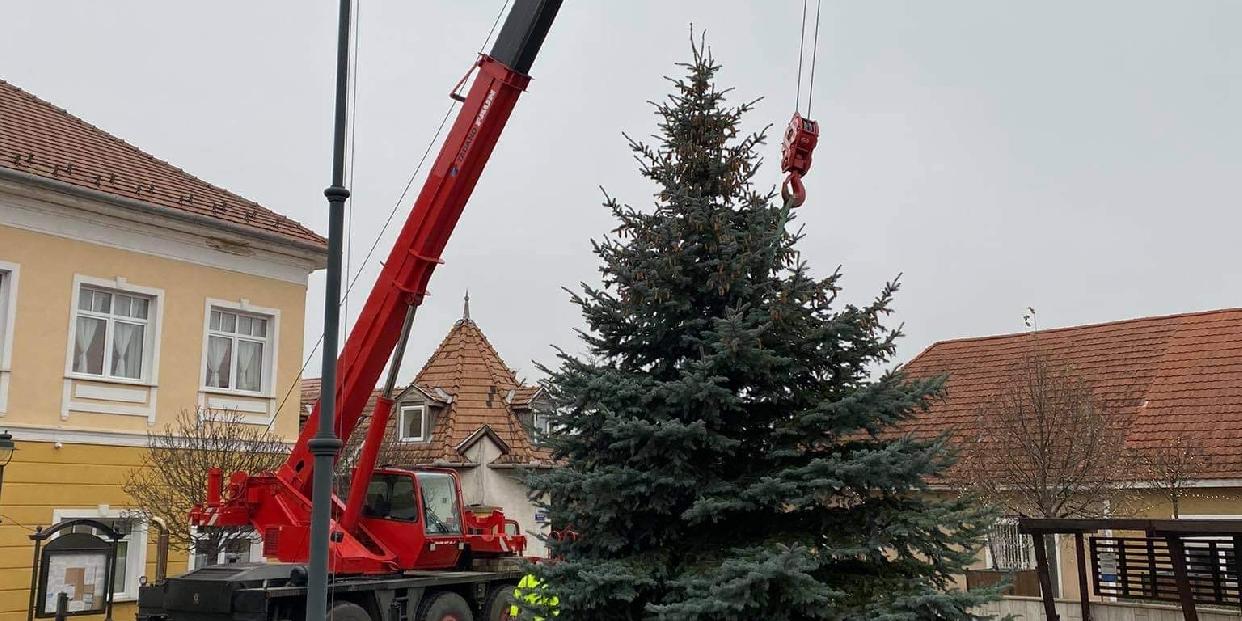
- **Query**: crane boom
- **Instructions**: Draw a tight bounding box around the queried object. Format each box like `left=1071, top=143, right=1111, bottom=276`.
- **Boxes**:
left=192, top=0, right=562, bottom=576
left=282, top=0, right=561, bottom=497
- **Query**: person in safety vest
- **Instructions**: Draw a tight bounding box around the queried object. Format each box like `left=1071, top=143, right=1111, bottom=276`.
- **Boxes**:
left=509, top=573, right=558, bottom=619
left=509, top=527, right=575, bottom=619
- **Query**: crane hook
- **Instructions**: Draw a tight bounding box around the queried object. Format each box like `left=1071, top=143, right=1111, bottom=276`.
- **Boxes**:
left=779, top=112, right=819, bottom=208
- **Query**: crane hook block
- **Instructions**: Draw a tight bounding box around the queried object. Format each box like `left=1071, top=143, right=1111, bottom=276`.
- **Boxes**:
left=780, top=112, right=819, bottom=207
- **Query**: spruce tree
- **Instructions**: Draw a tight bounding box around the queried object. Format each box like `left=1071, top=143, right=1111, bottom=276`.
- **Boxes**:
left=525, top=41, right=996, bottom=621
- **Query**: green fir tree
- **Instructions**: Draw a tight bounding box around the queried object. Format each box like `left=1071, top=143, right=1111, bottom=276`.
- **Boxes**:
left=524, top=40, right=997, bottom=621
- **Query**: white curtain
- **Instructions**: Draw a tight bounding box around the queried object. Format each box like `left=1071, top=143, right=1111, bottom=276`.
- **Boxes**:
left=74, top=317, right=101, bottom=372
left=112, top=322, right=144, bottom=378
left=206, top=336, right=230, bottom=387
left=237, top=341, right=262, bottom=392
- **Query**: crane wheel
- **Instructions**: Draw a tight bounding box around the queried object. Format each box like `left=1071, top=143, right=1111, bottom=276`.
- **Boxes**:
left=416, top=591, right=474, bottom=621
left=482, top=584, right=518, bottom=621
left=327, top=601, right=371, bottom=621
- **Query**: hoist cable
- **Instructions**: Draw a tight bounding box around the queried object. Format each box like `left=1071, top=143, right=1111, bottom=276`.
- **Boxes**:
left=343, top=0, right=362, bottom=344
left=794, top=0, right=808, bottom=114
left=271, top=0, right=507, bottom=429
left=270, top=101, right=459, bottom=429
left=479, top=0, right=512, bottom=54
left=807, top=0, right=823, bottom=117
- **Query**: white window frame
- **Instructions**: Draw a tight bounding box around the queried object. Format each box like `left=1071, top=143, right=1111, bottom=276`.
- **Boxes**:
left=399, top=405, right=429, bottom=443
left=198, top=298, right=280, bottom=398
left=64, top=275, right=164, bottom=386
left=0, top=261, right=19, bottom=415
left=52, top=507, right=148, bottom=602
left=186, top=526, right=265, bottom=570
left=532, top=410, right=553, bottom=437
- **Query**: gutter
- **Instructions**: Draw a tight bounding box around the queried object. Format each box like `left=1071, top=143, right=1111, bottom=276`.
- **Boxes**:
left=0, top=166, right=328, bottom=264
left=489, top=462, right=558, bottom=470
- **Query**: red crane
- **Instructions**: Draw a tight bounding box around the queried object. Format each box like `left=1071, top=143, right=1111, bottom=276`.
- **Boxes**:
left=190, top=0, right=562, bottom=576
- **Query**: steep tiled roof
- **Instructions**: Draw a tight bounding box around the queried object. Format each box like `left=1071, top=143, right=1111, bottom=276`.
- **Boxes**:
left=0, top=79, right=325, bottom=249
left=300, top=318, right=548, bottom=466
left=510, top=386, right=542, bottom=409
left=407, top=318, right=547, bottom=465
left=898, top=308, right=1242, bottom=480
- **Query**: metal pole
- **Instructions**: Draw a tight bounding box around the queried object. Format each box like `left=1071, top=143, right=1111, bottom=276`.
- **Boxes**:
left=306, top=0, right=352, bottom=619
left=27, top=529, right=42, bottom=621
left=1031, top=532, right=1060, bottom=621
left=1167, top=536, right=1199, bottom=621
left=54, top=592, right=67, bottom=621
left=1074, top=533, right=1092, bottom=621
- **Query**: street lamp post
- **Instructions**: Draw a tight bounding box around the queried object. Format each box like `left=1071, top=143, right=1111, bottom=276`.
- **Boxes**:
left=0, top=430, right=15, bottom=522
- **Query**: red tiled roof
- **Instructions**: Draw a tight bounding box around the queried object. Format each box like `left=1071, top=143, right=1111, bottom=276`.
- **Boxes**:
left=897, top=308, right=1242, bottom=480
left=0, top=79, right=325, bottom=249
left=300, top=318, right=548, bottom=466
left=407, top=318, right=547, bottom=465
left=510, top=386, right=542, bottom=409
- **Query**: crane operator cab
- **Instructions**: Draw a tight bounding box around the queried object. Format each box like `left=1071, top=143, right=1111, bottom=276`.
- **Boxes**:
left=363, top=471, right=462, bottom=534
left=357, top=468, right=516, bottom=569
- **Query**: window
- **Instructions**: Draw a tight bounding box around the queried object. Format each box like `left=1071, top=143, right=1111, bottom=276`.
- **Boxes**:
left=204, top=308, right=271, bottom=393
left=417, top=472, right=462, bottom=535
left=53, top=510, right=146, bottom=602
left=533, top=411, right=553, bottom=438
left=985, top=517, right=1036, bottom=570
left=399, top=405, right=429, bottom=442
left=189, top=527, right=264, bottom=569
left=0, top=269, right=11, bottom=361
left=70, top=285, right=153, bottom=381
left=363, top=473, right=419, bottom=521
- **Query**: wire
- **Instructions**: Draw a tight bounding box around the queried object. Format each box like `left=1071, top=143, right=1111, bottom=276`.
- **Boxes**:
left=270, top=0, right=508, bottom=429
left=807, top=0, right=823, bottom=117
left=479, top=0, right=512, bottom=54
left=795, top=0, right=808, bottom=114
left=269, top=101, right=459, bottom=430
left=343, top=0, right=362, bottom=352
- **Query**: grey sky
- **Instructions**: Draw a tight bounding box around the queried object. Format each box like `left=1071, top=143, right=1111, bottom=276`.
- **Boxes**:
left=5, top=1, right=1241, bottom=387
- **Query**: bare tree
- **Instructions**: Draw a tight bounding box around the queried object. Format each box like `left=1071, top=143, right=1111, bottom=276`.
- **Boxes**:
left=1135, top=434, right=1209, bottom=519
left=124, top=409, right=287, bottom=565
left=958, top=351, right=1132, bottom=520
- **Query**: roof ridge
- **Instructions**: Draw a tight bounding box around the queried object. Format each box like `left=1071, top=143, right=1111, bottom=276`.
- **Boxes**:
left=921, top=307, right=1242, bottom=350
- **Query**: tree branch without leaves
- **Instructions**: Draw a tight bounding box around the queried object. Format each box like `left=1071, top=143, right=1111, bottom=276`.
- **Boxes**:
left=959, top=351, right=1132, bottom=519
left=1134, top=434, right=1209, bottom=519
left=123, top=409, right=287, bottom=563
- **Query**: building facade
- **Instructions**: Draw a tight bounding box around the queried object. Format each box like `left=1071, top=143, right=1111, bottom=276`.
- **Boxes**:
left=303, top=297, right=555, bottom=557
left=898, top=308, right=1242, bottom=603
left=0, top=79, right=325, bottom=621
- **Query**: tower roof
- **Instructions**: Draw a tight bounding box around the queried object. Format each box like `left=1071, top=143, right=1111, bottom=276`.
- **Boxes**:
left=404, top=315, right=546, bottom=464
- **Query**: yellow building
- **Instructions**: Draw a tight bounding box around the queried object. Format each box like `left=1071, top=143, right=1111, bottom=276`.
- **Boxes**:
left=0, top=79, right=325, bottom=621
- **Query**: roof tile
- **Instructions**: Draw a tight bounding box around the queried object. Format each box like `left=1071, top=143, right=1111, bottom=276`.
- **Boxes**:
left=0, top=79, right=325, bottom=248
left=897, top=308, right=1242, bottom=480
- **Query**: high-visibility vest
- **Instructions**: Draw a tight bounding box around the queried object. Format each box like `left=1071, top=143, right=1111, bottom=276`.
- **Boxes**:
left=510, top=574, right=559, bottom=619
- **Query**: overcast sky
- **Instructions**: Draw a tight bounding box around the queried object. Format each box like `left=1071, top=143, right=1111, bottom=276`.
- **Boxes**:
left=5, top=1, right=1241, bottom=386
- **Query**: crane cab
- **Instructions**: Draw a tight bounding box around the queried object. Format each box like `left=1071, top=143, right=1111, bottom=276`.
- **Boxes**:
left=357, top=467, right=526, bottom=569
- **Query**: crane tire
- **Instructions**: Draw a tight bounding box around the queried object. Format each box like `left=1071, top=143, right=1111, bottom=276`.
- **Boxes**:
left=482, top=583, right=518, bottom=621
left=416, top=591, right=474, bottom=621
left=327, top=601, right=372, bottom=621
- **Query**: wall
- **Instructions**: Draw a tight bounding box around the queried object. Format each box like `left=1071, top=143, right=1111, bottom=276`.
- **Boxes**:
left=968, top=488, right=1242, bottom=604
left=0, top=223, right=309, bottom=440
left=458, top=438, right=549, bottom=558
left=0, top=189, right=316, bottom=621
left=977, top=595, right=1242, bottom=620
left=0, top=442, right=191, bottom=621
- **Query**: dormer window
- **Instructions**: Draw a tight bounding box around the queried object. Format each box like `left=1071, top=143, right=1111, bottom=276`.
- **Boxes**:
left=399, top=405, right=429, bottom=442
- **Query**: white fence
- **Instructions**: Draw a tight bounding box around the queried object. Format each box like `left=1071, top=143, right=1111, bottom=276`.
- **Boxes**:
left=977, top=595, right=1242, bottom=620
